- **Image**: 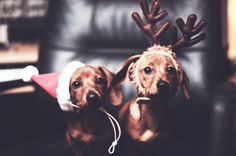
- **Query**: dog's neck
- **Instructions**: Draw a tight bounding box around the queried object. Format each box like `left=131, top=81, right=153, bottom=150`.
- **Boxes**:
left=134, top=95, right=170, bottom=119
left=70, top=108, right=104, bottom=121
left=136, top=93, right=172, bottom=103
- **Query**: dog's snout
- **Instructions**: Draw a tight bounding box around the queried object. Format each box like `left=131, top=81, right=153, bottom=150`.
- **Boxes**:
left=156, top=80, right=169, bottom=90
left=86, top=92, right=99, bottom=104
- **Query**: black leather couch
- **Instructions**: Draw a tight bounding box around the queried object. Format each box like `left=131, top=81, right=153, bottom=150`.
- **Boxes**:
left=0, top=0, right=234, bottom=156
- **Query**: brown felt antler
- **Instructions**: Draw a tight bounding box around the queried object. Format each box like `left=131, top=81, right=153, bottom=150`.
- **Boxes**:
left=132, top=0, right=171, bottom=46
left=169, top=14, right=207, bottom=51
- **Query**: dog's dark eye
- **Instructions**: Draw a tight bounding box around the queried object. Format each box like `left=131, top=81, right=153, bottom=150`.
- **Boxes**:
left=144, top=67, right=152, bottom=75
left=167, top=66, right=176, bottom=75
left=72, top=81, right=81, bottom=89
left=96, top=77, right=105, bottom=85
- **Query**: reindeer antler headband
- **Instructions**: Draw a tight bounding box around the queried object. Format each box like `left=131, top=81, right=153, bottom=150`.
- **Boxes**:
left=132, top=0, right=171, bottom=46
left=131, top=0, right=207, bottom=74
left=129, top=0, right=207, bottom=94
left=132, top=0, right=207, bottom=50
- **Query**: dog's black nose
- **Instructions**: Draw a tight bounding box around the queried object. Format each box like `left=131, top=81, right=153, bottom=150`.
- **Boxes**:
left=86, top=92, right=99, bottom=104
left=156, top=80, right=170, bottom=90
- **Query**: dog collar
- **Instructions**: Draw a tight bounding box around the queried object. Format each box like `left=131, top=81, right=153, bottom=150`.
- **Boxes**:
left=136, top=97, right=151, bottom=103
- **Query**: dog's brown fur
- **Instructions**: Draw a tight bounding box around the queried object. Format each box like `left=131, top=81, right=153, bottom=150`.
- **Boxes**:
left=66, top=66, right=122, bottom=156
left=111, top=46, right=190, bottom=156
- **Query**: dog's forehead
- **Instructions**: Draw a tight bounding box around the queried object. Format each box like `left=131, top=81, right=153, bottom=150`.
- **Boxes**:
left=71, top=66, right=101, bottom=80
left=139, top=54, right=173, bottom=66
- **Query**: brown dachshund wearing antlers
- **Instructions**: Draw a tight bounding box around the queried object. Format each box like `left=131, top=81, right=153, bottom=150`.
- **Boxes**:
left=66, top=66, right=122, bottom=156
left=111, top=0, right=207, bottom=156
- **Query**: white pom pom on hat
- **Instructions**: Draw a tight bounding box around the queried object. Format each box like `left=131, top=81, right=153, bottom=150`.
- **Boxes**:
left=25, top=61, right=85, bottom=111
left=22, top=65, right=39, bottom=82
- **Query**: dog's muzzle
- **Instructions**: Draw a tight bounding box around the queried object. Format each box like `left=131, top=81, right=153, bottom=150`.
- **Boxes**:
left=86, top=92, right=101, bottom=109
left=156, top=80, right=170, bottom=91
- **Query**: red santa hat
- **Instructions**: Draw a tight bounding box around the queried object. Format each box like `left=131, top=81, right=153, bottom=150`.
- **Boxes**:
left=22, top=61, right=85, bottom=111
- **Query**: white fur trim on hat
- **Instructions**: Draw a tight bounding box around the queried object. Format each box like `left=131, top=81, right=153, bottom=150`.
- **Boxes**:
left=56, top=61, right=85, bottom=111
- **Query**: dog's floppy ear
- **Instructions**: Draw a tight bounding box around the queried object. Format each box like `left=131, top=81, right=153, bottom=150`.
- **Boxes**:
left=178, top=69, right=190, bottom=99
left=98, top=66, right=123, bottom=105
left=111, top=54, right=141, bottom=86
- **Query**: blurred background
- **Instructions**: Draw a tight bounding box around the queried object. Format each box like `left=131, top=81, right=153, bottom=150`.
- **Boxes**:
left=0, top=0, right=48, bottom=94
left=0, top=0, right=236, bottom=92
left=227, top=0, right=236, bottom=60
left=0, top=0, right=235, bottom=81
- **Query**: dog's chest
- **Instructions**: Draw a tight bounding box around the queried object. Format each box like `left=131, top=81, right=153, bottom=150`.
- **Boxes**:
left=67, top=110, right=114, bottom=154
left=127, top=101, right=161, bottom=142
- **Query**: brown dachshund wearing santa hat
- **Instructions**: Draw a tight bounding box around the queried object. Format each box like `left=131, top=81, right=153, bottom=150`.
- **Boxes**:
left=17, top=61, right=123, bottom=156
left=61, top=63, right=123, bottom=156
